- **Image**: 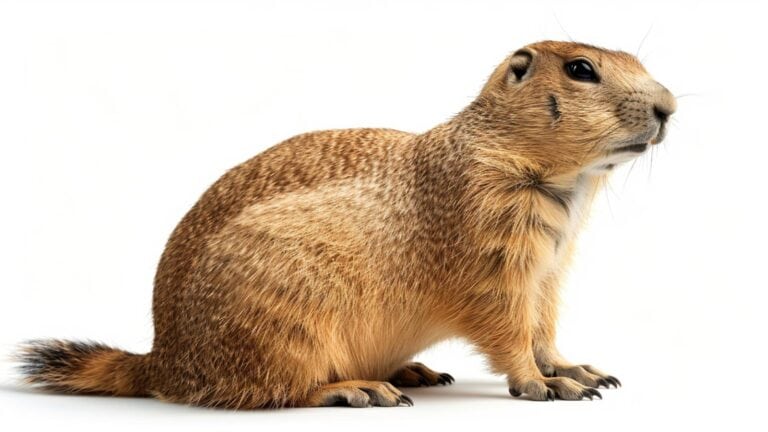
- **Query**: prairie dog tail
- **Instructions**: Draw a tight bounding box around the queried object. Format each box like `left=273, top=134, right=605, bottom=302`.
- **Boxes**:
left=16, top=339, right=150, bottom=396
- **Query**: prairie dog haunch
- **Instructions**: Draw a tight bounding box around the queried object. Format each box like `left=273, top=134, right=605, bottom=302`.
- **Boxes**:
left=18, top=41, right=675, bottom=408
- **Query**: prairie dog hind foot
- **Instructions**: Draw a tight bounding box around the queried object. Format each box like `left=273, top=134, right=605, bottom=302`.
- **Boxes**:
left=302, top=380, right=414, bottom=408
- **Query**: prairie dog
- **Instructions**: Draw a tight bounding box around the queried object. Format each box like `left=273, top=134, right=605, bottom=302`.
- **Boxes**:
left=18, top=41, right=676, bottom=408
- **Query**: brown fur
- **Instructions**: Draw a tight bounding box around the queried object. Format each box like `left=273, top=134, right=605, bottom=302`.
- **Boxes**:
left=17, top=41, right=676, bottom=407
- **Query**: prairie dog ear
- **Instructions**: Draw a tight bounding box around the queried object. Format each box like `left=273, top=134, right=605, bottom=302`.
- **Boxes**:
left=508, top=49, right=535, bottom=82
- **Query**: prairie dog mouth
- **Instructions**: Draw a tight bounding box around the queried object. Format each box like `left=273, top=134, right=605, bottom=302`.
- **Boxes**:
left=587, top=141, right=650, bottom=174
left=611, top=143, right=648, bottom=154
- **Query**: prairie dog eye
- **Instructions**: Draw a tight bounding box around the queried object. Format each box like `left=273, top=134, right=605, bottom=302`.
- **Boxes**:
left=565, top=59, right=599, bottom=83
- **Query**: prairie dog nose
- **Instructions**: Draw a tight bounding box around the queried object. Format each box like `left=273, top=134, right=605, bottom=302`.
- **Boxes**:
left=652, top=83, right=676, bottom=124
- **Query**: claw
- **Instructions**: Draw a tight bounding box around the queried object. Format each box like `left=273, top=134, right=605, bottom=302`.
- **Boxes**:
left=418, top=377, right=429, bottom=387
left=585, top=388, right=602, bottom=400
left=596, top=378, right=609, bottom=389
left=546, top=388, right=555, bottom=401
left=607, top=376, right=622, bottom=388
left=440, top=373, right=455, bottom=384
left=509, top=388, right=521, bottom=397
left=608, top=376, right=621, bottom=388
left=399, top=394, right=414, bottom=407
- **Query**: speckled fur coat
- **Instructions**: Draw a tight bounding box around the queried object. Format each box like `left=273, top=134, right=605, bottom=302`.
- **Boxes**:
left=18, top=41, right=675, bottom=408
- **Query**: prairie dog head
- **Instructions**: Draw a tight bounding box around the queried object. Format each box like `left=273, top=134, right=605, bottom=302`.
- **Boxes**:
left=478, top=41, right=676, bottom=173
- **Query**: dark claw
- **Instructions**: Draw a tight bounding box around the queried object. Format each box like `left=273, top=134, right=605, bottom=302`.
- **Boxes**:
left=584, top=388, right=602, bottom=400
left=440, top=373, right=455, bottom=384
left=607, top=376, right=622, bottom=388
left=546, top=388, right=555, bottom=401
left=509, top=388, right=521, bottom=397
left=418, top=377, right=429, bottom=387
left=596, top=378, right=609, bottom=389
left=399, top=394, right=414, bottom=407
left=436, top=377, right=447, bottom=385
left=605, top=376, right=621, bottom=388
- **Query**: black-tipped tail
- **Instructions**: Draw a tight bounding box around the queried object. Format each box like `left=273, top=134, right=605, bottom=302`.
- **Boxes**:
left=17, top=339, right=150, bottom=396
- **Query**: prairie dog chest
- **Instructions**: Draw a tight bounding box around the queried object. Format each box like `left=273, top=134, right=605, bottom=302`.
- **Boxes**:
left=551, top=173, right=599, bottom=265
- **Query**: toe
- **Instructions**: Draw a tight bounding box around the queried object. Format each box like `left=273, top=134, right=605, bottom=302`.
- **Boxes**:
left=359, top=387, right=389, bottom=407
left=391, top=362, right=454, bottom=387
left=344, top=389, right=372, bottom=408
left=359, top=384, right=406, bottom=407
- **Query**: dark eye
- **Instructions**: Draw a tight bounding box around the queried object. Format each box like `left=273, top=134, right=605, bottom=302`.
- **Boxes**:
left=565, top=60, right=599, bottom=83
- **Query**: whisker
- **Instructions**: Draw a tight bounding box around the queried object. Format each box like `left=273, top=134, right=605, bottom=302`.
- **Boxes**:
left=583, top=120, right=625, bottom=158
left=636, top=24, right=654, bottom=57
left=553, top=12, right=574, bottom=42
left=623, top=158, right=639, bottom=189
left=588, top=123, right=625, bottom=156
left=647, top=142, right=655, bottom=182
left=602, top=175, right=617, bottom=220
left=661, top=137, right=671, bottom=157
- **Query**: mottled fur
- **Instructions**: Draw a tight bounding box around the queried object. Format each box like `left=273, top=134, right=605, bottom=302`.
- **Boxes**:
left=17, top=41, right=675, bottom=408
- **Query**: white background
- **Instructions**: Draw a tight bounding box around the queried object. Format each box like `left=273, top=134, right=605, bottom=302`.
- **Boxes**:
left=0, top=0, right=765, bottom=430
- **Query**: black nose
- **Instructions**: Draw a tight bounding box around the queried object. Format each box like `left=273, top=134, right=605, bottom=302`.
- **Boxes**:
left=653, top=105, right=670, bottom=124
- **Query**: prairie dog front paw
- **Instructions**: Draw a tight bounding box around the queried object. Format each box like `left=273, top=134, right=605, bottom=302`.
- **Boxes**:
left=540, top=363, right=621, bottom=389
left=508, top=376, right=602, bottom=401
